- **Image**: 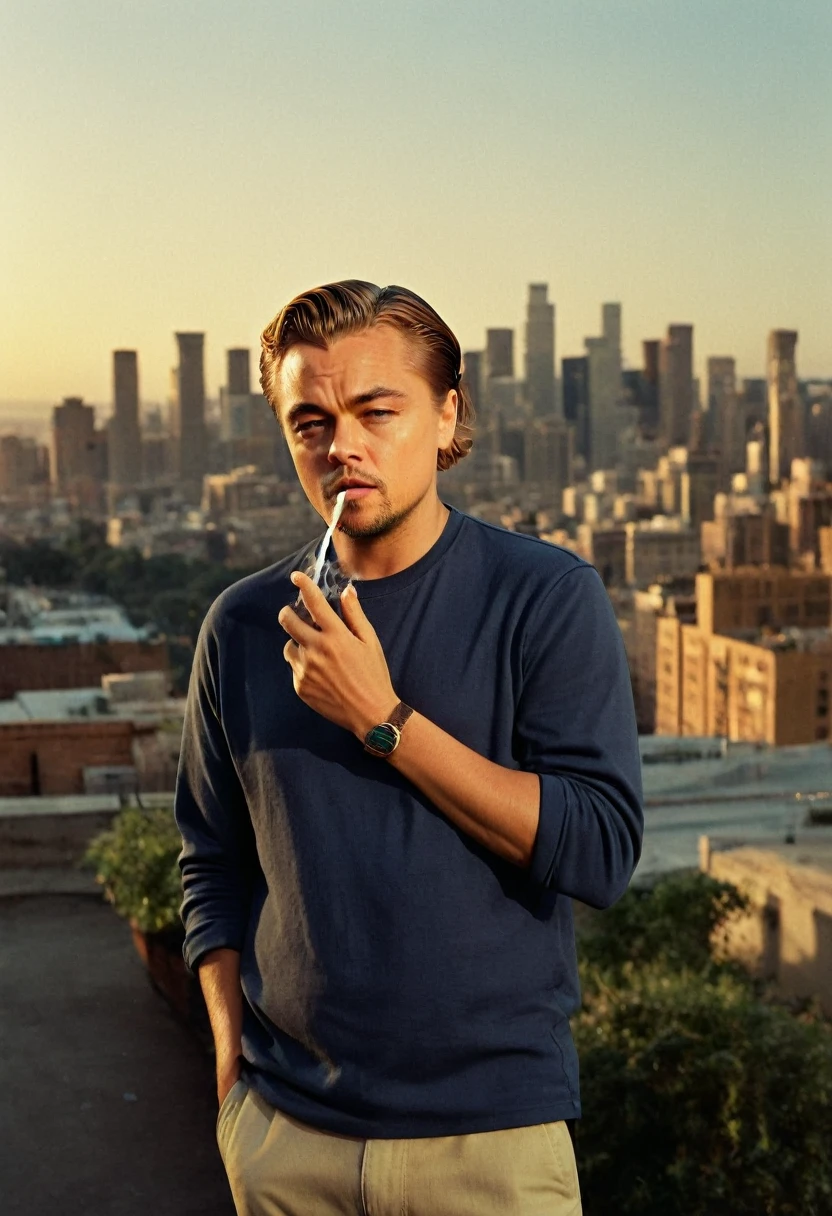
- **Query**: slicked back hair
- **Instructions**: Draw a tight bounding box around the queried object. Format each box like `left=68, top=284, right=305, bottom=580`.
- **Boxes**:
left=259, top=280, right=475, bottom=471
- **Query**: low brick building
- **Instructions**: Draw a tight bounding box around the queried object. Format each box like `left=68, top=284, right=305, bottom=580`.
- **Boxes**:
left=0, top=719, right=151, bottom=797
left=0, top=639, right=169, bottom=700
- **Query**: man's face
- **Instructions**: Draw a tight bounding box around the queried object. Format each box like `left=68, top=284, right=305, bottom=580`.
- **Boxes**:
left=274, top=324, right=457, bottom=539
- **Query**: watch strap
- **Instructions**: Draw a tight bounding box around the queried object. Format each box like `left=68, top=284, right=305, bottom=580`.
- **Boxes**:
left=387, top=701, right=414, bottom=732
left=363, top=701, right=413, bottom=756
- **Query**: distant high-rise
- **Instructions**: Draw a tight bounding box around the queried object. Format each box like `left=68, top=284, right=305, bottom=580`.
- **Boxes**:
left=706, top=356, right=738, bottom=485
left=585, top=303, right=622, bottom=471
left=485, top=329, right=514, bottom=380
left=523, top=415, right=573, bottom=504
left=658, top=324, right=694, bottom=448
left=767, top=330, right=803, bottom=484
left=172, top=333, right=207, bottom=501
left=0, top=435, right=48, bottom=497
left=50, top=396, right=106, bottom=510
left=640, top=340, right=660, bottom=434
left=461, top=351, right=484, bottom=414
left=220, top=348, right=253, bottom=442
left=562, top=356, right=589, bottom=461
left=109, top=350, right=142, bottom=499
left=227, top=348, right=251, bottom=397
left=524, top=284, right=556, bottom=418
left=218, top=346, right=278, bottom=474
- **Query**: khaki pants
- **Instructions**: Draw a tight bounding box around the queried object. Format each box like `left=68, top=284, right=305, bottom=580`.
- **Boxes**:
left=217, top=1079, right=582, bottom=1215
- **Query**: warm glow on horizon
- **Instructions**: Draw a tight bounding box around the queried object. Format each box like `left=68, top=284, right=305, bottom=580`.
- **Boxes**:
left=1, top=0, right=830, bottom=413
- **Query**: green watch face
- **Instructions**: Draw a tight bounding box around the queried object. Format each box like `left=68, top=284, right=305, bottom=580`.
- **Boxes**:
left=365, top=723, right=398, bottom=754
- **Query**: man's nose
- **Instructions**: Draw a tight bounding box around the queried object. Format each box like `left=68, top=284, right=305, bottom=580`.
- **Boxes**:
left=327, top=414, right=365, bottom=466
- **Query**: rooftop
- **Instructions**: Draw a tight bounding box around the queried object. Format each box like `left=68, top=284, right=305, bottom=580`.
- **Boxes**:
left=0, top=886, right=234, bottom=1215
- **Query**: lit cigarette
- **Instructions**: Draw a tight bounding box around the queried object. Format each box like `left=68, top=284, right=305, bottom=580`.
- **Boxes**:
left=311, top=490, right=347, bottom=587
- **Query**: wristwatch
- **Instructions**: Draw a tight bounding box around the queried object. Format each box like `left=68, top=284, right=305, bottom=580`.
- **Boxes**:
left=363, top=701, right=414, bottom=758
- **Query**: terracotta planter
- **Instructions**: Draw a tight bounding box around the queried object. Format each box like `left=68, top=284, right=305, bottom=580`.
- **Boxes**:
left=130, top=920, right=212, bottom=1052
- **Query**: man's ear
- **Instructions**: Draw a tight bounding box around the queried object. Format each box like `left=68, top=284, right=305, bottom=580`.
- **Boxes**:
left=438, top=389, right=458, bottom=448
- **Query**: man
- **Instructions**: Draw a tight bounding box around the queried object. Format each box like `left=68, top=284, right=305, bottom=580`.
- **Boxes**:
left=175, top=280, right=643, bottom=1215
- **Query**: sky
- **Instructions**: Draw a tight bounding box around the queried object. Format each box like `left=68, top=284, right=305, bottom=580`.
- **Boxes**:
left=1, top=0, right=830, bottom=416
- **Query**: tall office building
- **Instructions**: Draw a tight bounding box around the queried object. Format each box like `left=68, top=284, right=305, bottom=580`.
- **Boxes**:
left=461, top=350, right=484, bottom=414
left=0, top=435, right=48, bottom=497
left=108, top=350, right=142, bottom=500
left=523, top=415, right=573, bottom=504
left=172, top=333, right=207, bottom=502
left=562, top=356, right=589, bottom=461
left=220, top=348, right=253, bottom=442
left=639, top=340, right=660, bottom=435
left=485, top=329, right=523, bottom=429
left=50, top=396, right=107, bottom=510
left=707, top=356, right=739, bottom=485
left=219, top=347, right=278, bottom=474
left=658, top=324, right=694, bottom=449
left=227, top=348, right=251, bottom=396
left=524, top=284, right=556, bottom=418
left=768, top=330, right=803, bottom=485
left=585, top=303, right=622, bottom=471
left=485, top=329, right=514, bottom=380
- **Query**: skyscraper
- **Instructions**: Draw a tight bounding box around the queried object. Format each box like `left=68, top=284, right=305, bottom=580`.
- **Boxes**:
left=585, top=303, right=622, bottom=471
left=108, top=350, right=142, bottom=500
left=172, top=332, right=207, bottom=502
left=220, top=348, right=253, bottom=442
left=658, top=324, right=694, bottom=449
left=767, top=330, right=803, bottom=485
left=524, top=284, right=556, bottom=418
left=461, top=350, right=484, bottom=415
left=640, top=340, right=660, bottom=435
left=485, top=329, right=514, bottom=380
left=523, top=415, right=573, bottom=505
left=227, top=348, right=251, bottom=396
left=562, top=356, right=589, bottom=461
left=706, top=356, right=738, bottom=485
left=50, top=396, right=106, bottom=510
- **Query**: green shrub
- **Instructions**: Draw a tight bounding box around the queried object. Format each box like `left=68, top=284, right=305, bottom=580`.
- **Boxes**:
left=82, top=806, right=183, bottom=934
left=579, top=870, right=750, bottom=980
left=575, top=965, right=832, bottom=1216
left=575, top=872, right=832, bottom=1215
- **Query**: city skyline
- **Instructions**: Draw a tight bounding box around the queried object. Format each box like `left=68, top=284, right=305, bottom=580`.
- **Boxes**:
left=2, top=0, right=830, bottom=406
left=2, top=292, right=828, bottom=428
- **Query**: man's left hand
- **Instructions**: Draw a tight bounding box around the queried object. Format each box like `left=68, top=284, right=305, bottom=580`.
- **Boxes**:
left=278, top=572, right=398, bottom=740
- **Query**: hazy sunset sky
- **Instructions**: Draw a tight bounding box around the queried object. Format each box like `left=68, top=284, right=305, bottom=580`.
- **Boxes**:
left=1, top=0, right=830, bottom=413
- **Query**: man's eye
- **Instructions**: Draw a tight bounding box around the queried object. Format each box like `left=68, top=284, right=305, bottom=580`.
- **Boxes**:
left=295, top=420, right=325, bottom=434
left=367, top=410, right=393, bottom=418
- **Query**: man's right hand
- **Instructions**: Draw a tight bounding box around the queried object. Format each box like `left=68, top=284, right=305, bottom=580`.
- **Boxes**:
left=196, top=948, right=245, bottom=1109
left=217, top=1053, right=243, bottom=1108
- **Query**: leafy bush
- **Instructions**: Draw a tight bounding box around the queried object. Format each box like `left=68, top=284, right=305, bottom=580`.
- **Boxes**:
left=82, top=806, right=183, bottom=934
left=579, top=870, right=750, bottom=979
left=575, top=872, right=832, bottom=1215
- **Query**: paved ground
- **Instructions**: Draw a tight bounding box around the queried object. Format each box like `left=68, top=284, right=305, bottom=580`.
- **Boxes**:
left=0, top=889, right=235, bottom=1216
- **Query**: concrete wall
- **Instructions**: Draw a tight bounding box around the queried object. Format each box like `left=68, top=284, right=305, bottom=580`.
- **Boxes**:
left=702, top=842, right=832, bottom=1016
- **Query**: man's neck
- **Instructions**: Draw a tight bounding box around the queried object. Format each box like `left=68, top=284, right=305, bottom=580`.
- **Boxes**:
left=331, top=495, right=450, bottom=581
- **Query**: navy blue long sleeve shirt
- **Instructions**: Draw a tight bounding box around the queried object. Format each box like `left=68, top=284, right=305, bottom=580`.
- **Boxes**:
left=174, top=504, right=643, bottom=1138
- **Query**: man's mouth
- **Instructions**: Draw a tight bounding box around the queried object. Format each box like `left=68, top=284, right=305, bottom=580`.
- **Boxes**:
left=329, top=479, right=378, bottom=500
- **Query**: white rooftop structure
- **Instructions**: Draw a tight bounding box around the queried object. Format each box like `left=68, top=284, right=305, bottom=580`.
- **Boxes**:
left=639, top=738, right=832, bottom=878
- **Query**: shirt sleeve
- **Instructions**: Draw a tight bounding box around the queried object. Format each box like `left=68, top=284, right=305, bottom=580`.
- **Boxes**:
left=174, top=614, right=258, bottom=975
left=516, top=564, right=643, bottom=908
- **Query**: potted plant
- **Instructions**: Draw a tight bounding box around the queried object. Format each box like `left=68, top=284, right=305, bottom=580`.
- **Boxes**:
left=82, top=805, right=211, bottom=1050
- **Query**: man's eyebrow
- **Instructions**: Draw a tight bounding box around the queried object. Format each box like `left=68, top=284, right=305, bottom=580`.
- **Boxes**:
left=285, top=385, right=407, bottom=426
